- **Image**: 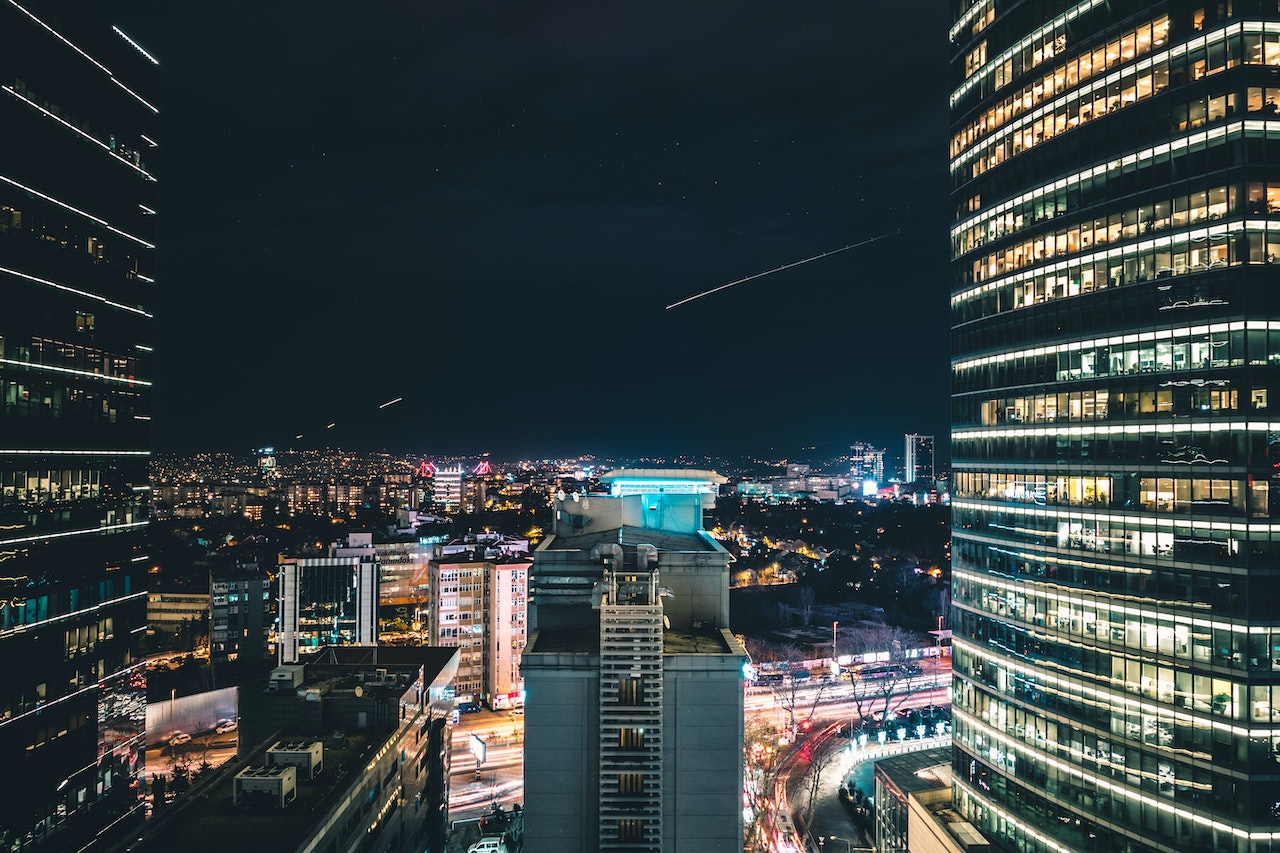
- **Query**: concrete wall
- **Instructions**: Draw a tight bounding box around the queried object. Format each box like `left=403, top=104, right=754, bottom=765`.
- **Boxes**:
left=522, top=651, right=600, bottom=853
left=663, top=653, right=745, bottom=853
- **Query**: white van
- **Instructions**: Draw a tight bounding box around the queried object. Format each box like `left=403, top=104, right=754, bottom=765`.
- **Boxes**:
left=466, top=838, right=508, bottom=853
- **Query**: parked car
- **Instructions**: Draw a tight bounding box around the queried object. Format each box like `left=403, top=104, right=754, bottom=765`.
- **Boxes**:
left=457, top=701, right=482, bottom=714
left=168, top=732, right=191, bottom=747
left=466, top=837, right=508, bottom=853
left=215, top=719, right=238, bottom=734
left=509, top=708, right=524, bottom=716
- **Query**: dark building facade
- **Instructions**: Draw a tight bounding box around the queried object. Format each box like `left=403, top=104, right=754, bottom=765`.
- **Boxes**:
left=0, top=1, right=156, bottom=849
left=951, top=2, right=1280, bottom=851
left=210, top=560, right=272, bottom=665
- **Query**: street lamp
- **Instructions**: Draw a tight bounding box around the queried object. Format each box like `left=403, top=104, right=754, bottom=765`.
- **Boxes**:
left=827, top=835, right=853, bottom=853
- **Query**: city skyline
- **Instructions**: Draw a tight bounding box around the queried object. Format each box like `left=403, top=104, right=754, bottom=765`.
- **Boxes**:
left=128, top=1, right=952, bottom=458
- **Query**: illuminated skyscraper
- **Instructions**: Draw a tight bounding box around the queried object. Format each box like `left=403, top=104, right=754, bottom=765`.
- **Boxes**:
left=0, top=2, right=157, bottom=847
left=905, top=433, right=935, bottom=484
left=951, top=3, right=1280, bottom=851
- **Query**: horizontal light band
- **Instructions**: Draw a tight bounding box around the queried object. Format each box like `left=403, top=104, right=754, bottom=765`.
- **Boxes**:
left=4, top=87, right=155, bottom=182
left=952, top=20, right=1241, bottom=174
left=954, top=566, right=1251, bottom=634
left=954, top=698, right=1280, bottom=840
left=950, top=0, right=1107, bottom=107
left=0, top=449, right=149, bottom=456
left=0, top=173, right=154, bottom=249
left=950, top=497, right=1275, bottom=533
left=7, top=0, right=109, bottom=74
left=0, top=357, right=151, bottom=387
left=953, top=421, right=1275, bottom=439
left=951, top=121, right=1248, bottom=250
left=0, top=520, right=146, bottom=547
left=953, top=319, right=1257, bottom=371
left=112, top=25, right=159, bottom=66
left=0, top=264, right=151, bottom=317
left=949, top=0, right=994, bottom=42
left=110, top=76, right=158, bottom=115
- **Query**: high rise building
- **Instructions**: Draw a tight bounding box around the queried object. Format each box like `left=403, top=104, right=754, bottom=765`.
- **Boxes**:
left=426, top=550, right=529, bottom=708
left=433, top=463, right=464, bottom=511
left=521, top=469, right=747, bottom=853
left=210, top=559, right=272, bottom=664
left=0, top=2, right=157, bottom=847
left=278, top=532, right=379, bottom=663
left=950, top=3, right=1280, bottom=851
left=905, top=433, right=935, bottom=483
left=849, top=440, right=886, bottom=484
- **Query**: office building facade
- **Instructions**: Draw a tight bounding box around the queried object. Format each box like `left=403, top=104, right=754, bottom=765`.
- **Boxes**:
left=0, top=2, right=157, bottom=848
left=521, top=470, right=747, bottom=853
left=279, top=533, right=379, bottom=664
left=906, top=433, right=936, bottom=484
left=951, top=2, right=1280, bottom=851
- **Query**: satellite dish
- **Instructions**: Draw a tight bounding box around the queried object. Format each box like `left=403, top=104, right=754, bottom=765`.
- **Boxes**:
left=663, top=615, right=671, bottom=629
left=354, top=685, right=364, bottom=697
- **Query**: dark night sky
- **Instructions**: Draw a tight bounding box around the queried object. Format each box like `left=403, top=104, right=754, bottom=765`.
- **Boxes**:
left=138, top=2, right=952, bottom=459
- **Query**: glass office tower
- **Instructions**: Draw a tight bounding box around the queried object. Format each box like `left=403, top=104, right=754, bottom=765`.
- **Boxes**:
left=950, top=2, right=1280, bottom=851
left=0, top=2, right=156, bottom=849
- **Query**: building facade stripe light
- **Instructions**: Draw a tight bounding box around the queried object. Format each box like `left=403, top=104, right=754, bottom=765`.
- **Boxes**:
left=111, top=25, right=159, bottom=65
left=953, top=320, right=1259, bottom=372
left=0, top=174, right=155, bottom=249
left=954, top=704, right=1280, bottom=840
left=3, top=87, right=156, bottom=181
left=950, top=0, right=1106, bottom=107
left=7, top=0, right=110, bottom=74
left=950, top=121, right=1255, bottom=244
left=0, top=449, right=150, bottom=456
left=0, top=521, right=146, bottom=547
left=0, top=357, right=152, bottom=387
left=139, top=134, right=157, bottom=148
left=949, top=0, right=994, bottom=42
left=109, top=76, right=158, bottom=114
left=0, top=264, right=152, bottom=317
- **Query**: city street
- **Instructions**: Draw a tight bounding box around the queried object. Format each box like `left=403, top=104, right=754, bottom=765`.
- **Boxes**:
left=448, top=709, right=525, bottom=819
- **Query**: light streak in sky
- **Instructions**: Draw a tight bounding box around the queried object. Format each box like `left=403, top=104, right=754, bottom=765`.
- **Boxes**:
left=664, top=230, right=903, bottom=311
left=379, top=397, right=403, bottom=409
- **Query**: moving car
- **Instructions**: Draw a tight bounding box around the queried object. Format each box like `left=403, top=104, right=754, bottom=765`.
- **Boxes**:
left=466, top=837, right=508, bottom=853
left=215, top=718, right=238, bottom=734
left=168, top=732, right=191, bottom=747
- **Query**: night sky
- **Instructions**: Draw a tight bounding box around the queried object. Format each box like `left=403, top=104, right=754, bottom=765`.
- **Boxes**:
left=138, top=2, right=952, bottom=459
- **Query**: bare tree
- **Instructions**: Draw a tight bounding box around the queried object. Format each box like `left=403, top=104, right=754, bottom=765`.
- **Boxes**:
left=799, top=733, right=843, bottom=822
left=746, top=639, right=834, bottom=737
left=837, top=623, right=929, bottom=730
left=796, top=585, right=816, bottom=626
left=743, top=713, right=780, bottom=853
